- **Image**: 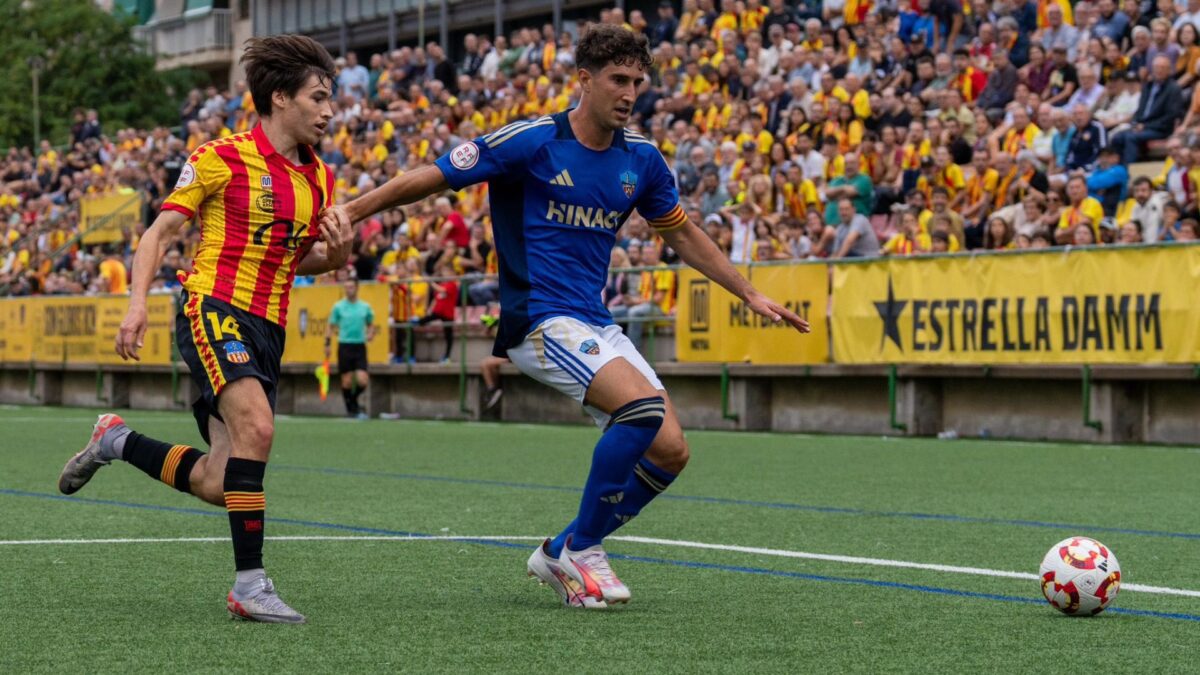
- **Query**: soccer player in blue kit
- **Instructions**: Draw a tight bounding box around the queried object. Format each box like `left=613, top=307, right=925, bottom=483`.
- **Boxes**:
left=322, top=25, right=809, bottom=608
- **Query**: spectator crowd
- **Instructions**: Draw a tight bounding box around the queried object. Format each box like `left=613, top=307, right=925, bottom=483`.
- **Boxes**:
left=3, top=0, right=1200, bottom=337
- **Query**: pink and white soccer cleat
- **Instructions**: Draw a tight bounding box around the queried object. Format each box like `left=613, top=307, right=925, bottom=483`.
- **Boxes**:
left=558, top=536, right=631, bottom=605
left=527, top=539, right=608, bottom=609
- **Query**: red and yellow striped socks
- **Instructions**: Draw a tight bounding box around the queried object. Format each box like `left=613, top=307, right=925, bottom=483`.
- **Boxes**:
left=223, top=458, right=267, bottom=571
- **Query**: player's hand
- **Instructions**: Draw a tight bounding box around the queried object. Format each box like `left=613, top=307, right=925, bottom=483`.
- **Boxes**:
left=318, top=204, right=352, bottom=239
left=116, top=304, right=148, bottom=361
left=319, top=206, right=355, bottom=269
left=745, top=290, right=810, bottom=334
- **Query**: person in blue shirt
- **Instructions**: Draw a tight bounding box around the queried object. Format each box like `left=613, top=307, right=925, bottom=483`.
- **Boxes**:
left=1085, top=146, right=1130, bottom=216
left=335, top=51, right=370, bottom=101
left=900, top=6, right=937, bottom=48
left=1092, top=0, right=1131, bottom=44
left=322, top=25, right=809, bottom=610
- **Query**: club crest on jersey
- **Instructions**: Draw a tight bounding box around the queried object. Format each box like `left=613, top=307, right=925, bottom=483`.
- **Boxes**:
left=580, top=339, right=600, bottom=356
left=256, top=192, right=275, bottom=213
left=620, top=171, right=637, bottom=198
left=224, top=341, right=251, bottom=364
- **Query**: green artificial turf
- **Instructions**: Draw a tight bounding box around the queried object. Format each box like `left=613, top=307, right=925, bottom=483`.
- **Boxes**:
left=1, top=406, right=1197, bottom=673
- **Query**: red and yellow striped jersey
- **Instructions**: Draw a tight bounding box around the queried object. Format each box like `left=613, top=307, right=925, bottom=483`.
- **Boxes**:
left=163, top=125, right=334, bottom=327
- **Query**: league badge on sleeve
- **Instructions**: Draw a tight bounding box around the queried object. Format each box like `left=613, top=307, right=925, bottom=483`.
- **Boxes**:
left=175, top=163, right=195, bottom=189
left=450, top=142, right=480, bottom=170
left=620, top=171, right=637, bottom=198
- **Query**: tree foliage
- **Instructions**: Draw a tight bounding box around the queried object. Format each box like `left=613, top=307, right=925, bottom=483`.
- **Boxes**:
left=0, top=0, right=201, bottom=148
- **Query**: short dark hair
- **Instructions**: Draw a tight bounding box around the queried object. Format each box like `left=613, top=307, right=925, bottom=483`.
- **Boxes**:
left=241, top=35, right=336, bottom=116
left=575, top=24, right=653, bottom=73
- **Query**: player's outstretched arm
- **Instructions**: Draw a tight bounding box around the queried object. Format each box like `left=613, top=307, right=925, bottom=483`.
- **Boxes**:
left=660, top=221, right=811, bottom=334
left=116, top=209, right=189, bottom=361
left=322, top=164, right=450, bottom=231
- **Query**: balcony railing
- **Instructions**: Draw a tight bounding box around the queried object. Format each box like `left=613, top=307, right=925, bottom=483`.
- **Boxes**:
left=135, top=8, right=233, bottom=59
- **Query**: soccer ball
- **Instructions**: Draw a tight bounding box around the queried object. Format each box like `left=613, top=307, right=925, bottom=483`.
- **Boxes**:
left=1039, top=536, right=1121, bottom=616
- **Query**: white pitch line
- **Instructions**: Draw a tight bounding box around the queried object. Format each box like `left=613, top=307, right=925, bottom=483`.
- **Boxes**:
left=609, top=535, right=1200, bottom=599
left=2, top=534, right=1197, bottom=599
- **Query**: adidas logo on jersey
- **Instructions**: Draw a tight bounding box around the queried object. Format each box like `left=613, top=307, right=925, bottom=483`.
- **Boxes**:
left=549, top=169, right=575, bottom=187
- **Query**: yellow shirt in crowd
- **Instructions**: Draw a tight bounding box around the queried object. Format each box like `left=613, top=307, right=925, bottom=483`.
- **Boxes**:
left=99, top=258, right=128, bottom=294
left=1058, top=197, right=1105, bottom=241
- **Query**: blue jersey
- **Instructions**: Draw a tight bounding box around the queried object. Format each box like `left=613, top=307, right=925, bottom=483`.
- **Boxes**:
left=434, top=112, right=687, bottom=355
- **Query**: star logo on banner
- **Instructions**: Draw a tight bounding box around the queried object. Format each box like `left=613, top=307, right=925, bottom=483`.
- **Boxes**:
left=873, top=276, right=907, bottom=352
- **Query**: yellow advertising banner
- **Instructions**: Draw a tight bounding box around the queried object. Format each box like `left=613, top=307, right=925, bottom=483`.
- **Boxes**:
left=92, top=295, right=175, bottom=366
left=282, top=283, right=391, bottom=365
left=0, top=295, right=173, bottom=366
left=80, top=192, right=142, bottom=245
left=831, top=245, right=1200, bottom=365
left=0, top=298, right=32, bottom=362
left=676, top=263, right=829, bottom=364
left=30, top=296, right=105, bottom=363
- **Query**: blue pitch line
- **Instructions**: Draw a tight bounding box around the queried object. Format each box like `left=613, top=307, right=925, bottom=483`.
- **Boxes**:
left=270, top=464, right=1200, bottom=541
left=3, top=488, right=1199, bottom=623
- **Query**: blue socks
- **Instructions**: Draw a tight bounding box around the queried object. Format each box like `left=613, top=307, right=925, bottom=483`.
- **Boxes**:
left=548, top=396, right=668, bottom=555
left=603, top=457, right=677, bottom=539
left=546, top=457, right=678, bottom=556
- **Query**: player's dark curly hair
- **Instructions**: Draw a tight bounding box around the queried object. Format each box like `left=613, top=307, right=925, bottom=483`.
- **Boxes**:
left=241, top=35, right=336, bottom=116
left=575, top=24, right=653, bottom=73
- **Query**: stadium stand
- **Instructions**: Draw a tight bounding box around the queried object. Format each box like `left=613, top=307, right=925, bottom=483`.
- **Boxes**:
left=3, top=0, right=1199, bottom=349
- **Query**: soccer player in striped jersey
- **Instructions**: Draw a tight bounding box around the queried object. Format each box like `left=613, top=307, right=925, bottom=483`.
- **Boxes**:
left=323, top=25, right=809, bottom=608
left=57, top=36, right=353, bottom=624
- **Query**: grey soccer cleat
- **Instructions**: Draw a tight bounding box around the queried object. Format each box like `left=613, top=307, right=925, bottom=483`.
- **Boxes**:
left=226, top=577, right=307, bottom=624
left=58, top=413, right=125, bottom=495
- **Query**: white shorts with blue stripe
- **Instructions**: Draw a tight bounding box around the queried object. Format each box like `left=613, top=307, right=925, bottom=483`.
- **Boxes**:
left=507, top=316, right=665, bottom=428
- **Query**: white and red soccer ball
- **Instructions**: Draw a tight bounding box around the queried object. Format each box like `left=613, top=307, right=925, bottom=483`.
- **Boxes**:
left=1039, top=537, right=1121, bottom=615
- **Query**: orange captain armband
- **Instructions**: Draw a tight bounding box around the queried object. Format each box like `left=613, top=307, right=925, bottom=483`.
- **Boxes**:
left=647, top=204, right=688, bottom=232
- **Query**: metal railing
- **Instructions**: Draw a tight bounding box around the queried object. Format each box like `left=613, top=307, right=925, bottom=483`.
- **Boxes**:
left=135, top=8, right=233, bottom=58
